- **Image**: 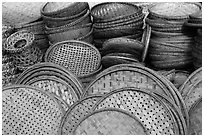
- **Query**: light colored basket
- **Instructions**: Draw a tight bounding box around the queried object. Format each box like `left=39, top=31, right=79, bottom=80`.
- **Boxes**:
left=2, top=85, right=64, bottom=135
left=60, top=95, right=103, bottom=134
left=44, top=40, right=101, bottom=77
left=2, top=2, right=45, bottom=25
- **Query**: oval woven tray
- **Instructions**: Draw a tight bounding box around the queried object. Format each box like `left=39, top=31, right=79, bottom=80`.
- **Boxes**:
left=44, top=40, right=101, bottom=77
left=60, top=95, right=103, bottom=134
left=92, top=87, right=184, bottom=135
left=188, top=98, right=202, bottom=135
left=179, top=67, right=202, bottom=96
left=2, top=85, right=64, bottom=135
left=73, top=108, right=147, bottom=135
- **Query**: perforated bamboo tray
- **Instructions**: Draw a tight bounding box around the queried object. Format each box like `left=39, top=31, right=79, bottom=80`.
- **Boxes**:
left=73, top=108, right=147, bottom=135
left=92, top=87, right=186, bottom=134
left=60, top=95, right=103, bottom=134
left=44, top=40, right=101, bottom=77
left=2, top=85, right=64, bottom=135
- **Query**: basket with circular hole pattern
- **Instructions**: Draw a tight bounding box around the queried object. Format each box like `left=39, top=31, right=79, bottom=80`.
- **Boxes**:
left=72, top=108, right=148, bottom=135
left=44, top=40, right=101, bottom=77
left=91, top=2, right=143, bottom=23
left=188, top=98, right=202, bottom=135
left=15, top=62, right=83, bottom=97
left=92, top=87, right=186, bottom=135
left=60, top=95, right=103, bottom=134
left=2, top=2, right=45, bottom=26
left=41, top=2, right=89, bottom=18
left=2, top=85, right=64, bottom=135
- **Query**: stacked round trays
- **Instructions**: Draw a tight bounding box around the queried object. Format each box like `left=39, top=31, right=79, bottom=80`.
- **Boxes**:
left=44, top=40, right=101, bottom=87
left=145, top=2, right=201, bottom=69
left=91, top=2, right=145, bottom=50
left=82, top=64, right=188, bottom=129
left=15, top=20, right=49, bottom=55
left=15, top=62, right=83, bottom=111
left=41, top=2, right=93, bottom=45
left=4, top=30, right=42, bottom=71
left=179, top=67, right=202, bottom=112
left=2, top=85, right=64, bottom=135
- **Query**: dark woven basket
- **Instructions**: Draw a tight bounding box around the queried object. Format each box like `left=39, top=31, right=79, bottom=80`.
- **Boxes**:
left=2, top=85, right=64, bottom=135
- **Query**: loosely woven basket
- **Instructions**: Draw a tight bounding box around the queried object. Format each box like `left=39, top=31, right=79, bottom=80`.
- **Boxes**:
left=73, top=108, right=148, bottom=135
left=41, top=2, right=89, bottom=18
left=15, top=62, right=83, bottom=97
left=2, top=85, right=64, bottom=135
left=91, top=2, right=143, bottom=23
left=92, top=87, right=185, bottom=135
left=44, top=40, right=101, bottom=77
left=60, top=95, right=103, bottom=134
left=2, top=2, right=45, bottom=25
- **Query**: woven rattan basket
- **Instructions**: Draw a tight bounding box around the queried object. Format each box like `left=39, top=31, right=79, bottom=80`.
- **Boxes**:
left=44, top=40, right=101, bottom=77
left=92, top=87, right=186, bottom=134
left=2, top=85, right=64, bottom=135
left=73, top=108, right=147, bottom=135
left=60, top=95, right=103, bottom=134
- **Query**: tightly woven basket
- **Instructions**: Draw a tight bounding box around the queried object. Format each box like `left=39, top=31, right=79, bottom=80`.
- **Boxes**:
left=2, top=2, right=45, bottom=25
left=44, top=40, right=101, bottom=77
left=92, top=87, right=186, bottom=134
left=2, top=85, right=64, bottom=135
left=73, top=108, right=147, bottom=135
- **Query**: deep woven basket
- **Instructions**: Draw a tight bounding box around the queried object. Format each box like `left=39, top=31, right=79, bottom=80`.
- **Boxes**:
left=44, top=40, right=101, bottom=77
left=60, top=95, right=103, bottom=134
left=92, top=87, right=186, bottom=135
left=2, top=85, right=64, bottom=135
left=73, top=108, right=148, bottom=135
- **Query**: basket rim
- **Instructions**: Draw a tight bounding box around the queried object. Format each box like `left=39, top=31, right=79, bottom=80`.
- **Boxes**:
left=102, top=55, right=140, bottom=63
left=141, top=24, right=151, bottom=62
left=59, top=94, right=103, bottom=134
left=184, top=20, right=202, bottom=28
left=72, top=107, right=148, bottom=135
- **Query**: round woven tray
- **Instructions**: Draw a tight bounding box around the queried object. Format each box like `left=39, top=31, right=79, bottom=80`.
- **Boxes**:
left=73, top=108, right=148, bottom=135
left=92, top=87, right=185, bottom=134
left=2, top=2, right=45, bottom=26
left=44, top=40, right=101, bottom=77
left=148, top=2, right=201, bottom=20
left=2, top=85, right=64, bottom=135
left=179, top=67, right=202, bottom=96
left=60, top=95, right=103, bottom=134
left=188, top=98, right=202, bottom=135
left=91, top=2, right=142, bottom=23
left=15, top=62, right=83, bottom=97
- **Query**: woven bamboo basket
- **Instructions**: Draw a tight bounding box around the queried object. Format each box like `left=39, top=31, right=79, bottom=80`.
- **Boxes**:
left=60, top=95, right=103, bottom=134
left=73, top=108, right=147, bottom=135
left=92, top=87, right=185, bottom=134
left=2, top=85, right=64, bottom=135
left=44, top=40, right=101, bottom=77
left=15, top=62, right=83, bottom=96
left=91, top=2, right=143, bottom=23
left=41, top=2, right=89, bottom=18
left=188, top=98, right=202, bottom=135
left=46, top=23, right=92, bottom=44
left=148, top=2, right=201, bottom=20
left=179, top=67, right=202, bottom=96
left=2, top=2, right=45, bottom=26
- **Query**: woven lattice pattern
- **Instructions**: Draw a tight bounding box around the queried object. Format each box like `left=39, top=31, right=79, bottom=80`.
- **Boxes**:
left=95, top=89, right=176, bottom=135
left=45, top=41, right=101, bottom=77
left=73, top=109, right=147, bottom=135
left=2, top=86, right=64, bottom=135
left=61, top=96, right=102, bottom=134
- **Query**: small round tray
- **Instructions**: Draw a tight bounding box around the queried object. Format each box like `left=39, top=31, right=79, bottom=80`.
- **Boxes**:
left=60, top=95, right=103, bottom=134
left=2, top=85, right=64, bottom=135
left=72, top=108, right=148, bottom=135
left=44, top=40, right=101, bottom=77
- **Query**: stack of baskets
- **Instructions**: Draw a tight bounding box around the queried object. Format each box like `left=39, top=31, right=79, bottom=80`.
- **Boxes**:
left=146, top=2, right=201, bottom=70
left=41, top=2, right=93, bottom=45
left=91, top=2, right=145, bottom=50
left=3, top=30, right=42, bottom=72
